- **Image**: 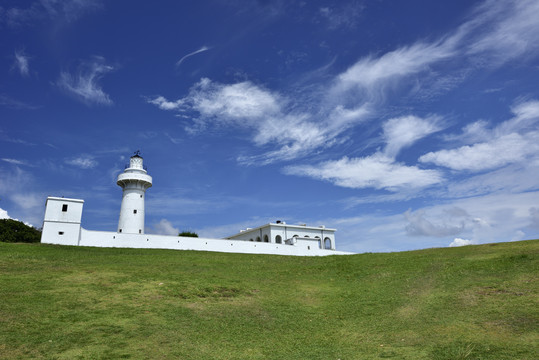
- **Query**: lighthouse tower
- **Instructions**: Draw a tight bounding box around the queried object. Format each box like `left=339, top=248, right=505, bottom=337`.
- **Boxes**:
left=117, top=151, right=152, bottom=234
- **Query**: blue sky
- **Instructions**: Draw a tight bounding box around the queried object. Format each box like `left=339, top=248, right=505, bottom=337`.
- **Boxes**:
left=1, top=0, right=539, bottom=253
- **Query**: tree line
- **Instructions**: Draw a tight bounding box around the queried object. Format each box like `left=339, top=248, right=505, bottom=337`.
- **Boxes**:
left=0, top=219, right=42, bottom=243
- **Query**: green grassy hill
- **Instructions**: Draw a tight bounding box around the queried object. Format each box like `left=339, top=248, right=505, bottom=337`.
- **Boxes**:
left=0, top=241, right=537, bottom=359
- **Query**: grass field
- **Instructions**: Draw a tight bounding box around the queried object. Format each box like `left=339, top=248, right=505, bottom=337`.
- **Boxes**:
left=0, top=240, right=537, bottom=359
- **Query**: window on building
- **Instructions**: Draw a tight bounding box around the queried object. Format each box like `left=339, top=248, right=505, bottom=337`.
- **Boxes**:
left=139, top=229, right=142, bottom=234
left=249, top=238, right=254, bottom=241
left=119, top=229, right=122, bottom=233
left=58, top=231, right=64, bottom=235
left=324, top=237, right=332, bottom=249
left=62, top=204, right=68, bottom=212
left=256, top=236, right=261, bottom=242
left=275, top=235, right=282, bottom=244
left=133, top=209, right=137, bottom=214
left=263, top=235, right=269, bottom=242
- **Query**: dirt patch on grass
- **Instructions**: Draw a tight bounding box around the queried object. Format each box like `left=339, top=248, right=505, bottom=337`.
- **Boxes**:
left=477, top=286, right=525, bottom=296
left=396, top=274, right=435, bottom=319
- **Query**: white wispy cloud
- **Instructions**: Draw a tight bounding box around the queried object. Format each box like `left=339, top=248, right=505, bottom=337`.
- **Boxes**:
left=147, top=0, right=539, bottom=176
left=284, top=114, right=443, bottom=191
left=1, top=158, right=30, bottom=166
left=318, top=1, right=364, bottom=30
left=0, top=166, right=42, bottom=226
left=404, top=208, right=469, bottom=237
left=65, top=155, right=98, bottom=169
left=10, top=193, right=42, bottom=211
left=284, top=154, right=442, bottom=191
left=0, top=207, right=11, bottom=220
left=13, top=50, right=30, bottom=77
left=446, top=162, right=539, bottom=199
left=383, top=115, right=443, bottom=158
left=0, top=94, right=39, bottom=110
left=148, top=76, right=375, bottom=165
left=149, top=219, right=180, bottom=235
left=420, top=100, right=539, bottom=171
left=420, top=132, right=539, bottom=171
left=449, top=238, right=474, bottom=247
left=2, top=0, right=102, bottom=27
left=148, top=78, right=340, bottom=164
left=529, top=207, right=539, bottom=230
left=146, top=96, right=184, bottom=111
left=464, top=0, right=539, bottom=65
left=402, top=191, right=539, bottom=246
left=57, top=56, right=114, bottom=105
left=333, top=39, right=457, bottom=95
left=176, top=46, right=211, bottom=67
left=187, top=78, right=281, bottom=123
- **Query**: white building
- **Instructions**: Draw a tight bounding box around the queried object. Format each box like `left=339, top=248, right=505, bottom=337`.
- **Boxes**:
left=227, top=222, right=336, bottom=250
left=41, top=153, right=351, bottom=256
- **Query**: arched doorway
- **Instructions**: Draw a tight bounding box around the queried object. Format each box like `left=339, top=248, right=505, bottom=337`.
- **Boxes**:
left=324, top=237, right=332, bottom=249
left=275, top=235, right=282, bottom=244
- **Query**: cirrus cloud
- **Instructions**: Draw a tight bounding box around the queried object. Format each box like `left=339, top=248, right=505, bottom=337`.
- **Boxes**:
left=56, top=56, right=114, bottom=105
left=420, top=100, right=539, bottom=171
left=284, top=154, right=442, bottom=191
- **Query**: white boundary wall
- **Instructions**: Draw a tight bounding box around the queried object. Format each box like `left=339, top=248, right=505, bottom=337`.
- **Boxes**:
left=78, top=229, right=351, bottom=256
left=42, top=228, right=352, bottom=256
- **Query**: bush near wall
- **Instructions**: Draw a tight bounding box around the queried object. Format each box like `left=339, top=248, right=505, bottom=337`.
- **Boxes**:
left=0, top=219, right=41, bottom=243
left=178, top=231, right=198, bottom=237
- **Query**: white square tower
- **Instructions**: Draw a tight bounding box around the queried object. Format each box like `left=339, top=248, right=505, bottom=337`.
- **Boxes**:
left=41, top=197, right=84, bottom=246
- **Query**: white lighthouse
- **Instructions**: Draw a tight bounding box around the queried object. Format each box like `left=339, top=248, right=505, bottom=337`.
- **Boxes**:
left=117, top=151, right=152, bottom=234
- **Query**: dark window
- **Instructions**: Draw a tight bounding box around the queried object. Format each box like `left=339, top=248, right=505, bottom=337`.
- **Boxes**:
left=133, top=210, right=137, bottom=214
left=276, top=235, right=282, bottom=244
left=62, top=204, right=68, bottom=212
left=119, top=229, right=122, bottom=233
left=58, top=231, right=64, bottom=235
left=139, top=229, right=142, bottom=234
left=324, top=238, right=332, bottom=249
left=140, top=195, right=143, bottom=198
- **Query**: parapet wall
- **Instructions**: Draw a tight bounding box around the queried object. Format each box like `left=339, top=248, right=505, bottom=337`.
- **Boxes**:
left=78, top=229, right=351, bottom=256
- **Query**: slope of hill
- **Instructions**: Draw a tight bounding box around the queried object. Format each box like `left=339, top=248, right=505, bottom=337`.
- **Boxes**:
left=0, top=240, right=537, bottom=359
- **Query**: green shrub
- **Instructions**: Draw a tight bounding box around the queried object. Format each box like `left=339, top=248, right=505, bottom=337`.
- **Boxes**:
left=178, top=231, right=198, bottom=237
left=0, top=219, right=41, bottom=243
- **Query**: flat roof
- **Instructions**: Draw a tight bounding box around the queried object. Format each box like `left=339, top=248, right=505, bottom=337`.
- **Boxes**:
left=46, top=196, right=84, bottom=203
left=227, top=222, right=336, bottom=239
